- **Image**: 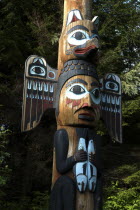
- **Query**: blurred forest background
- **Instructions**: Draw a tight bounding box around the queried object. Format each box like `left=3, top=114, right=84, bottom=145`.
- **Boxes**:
left=0, top=0, right=140, bottom=209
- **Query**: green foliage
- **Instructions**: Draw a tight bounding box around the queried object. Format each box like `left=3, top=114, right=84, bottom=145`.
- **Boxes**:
left=93, top=0, right=140, bottom=75
left=0, top=127, right=12, bottom=199
left=104, top=164, right=140, bottom=210
left=0, top=0, right=140, bottom=208
left=0, top=191, right=50, bottom=210
left=121, top=63, right=140, bottom=97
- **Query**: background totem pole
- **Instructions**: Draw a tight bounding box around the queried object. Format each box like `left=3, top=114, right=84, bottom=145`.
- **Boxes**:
left=22, top=0, right=122, bottom=209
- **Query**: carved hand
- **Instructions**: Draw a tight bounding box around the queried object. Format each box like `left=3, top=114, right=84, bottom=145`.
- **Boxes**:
left=74, top=150, right=87, bottom=162
left=89, top=153, right=96, bottom=164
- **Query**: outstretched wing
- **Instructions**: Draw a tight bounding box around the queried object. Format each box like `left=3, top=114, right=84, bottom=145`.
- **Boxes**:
left=100, top=73, right=122, bottom=143
left=21, top=55, right=58, bottom=132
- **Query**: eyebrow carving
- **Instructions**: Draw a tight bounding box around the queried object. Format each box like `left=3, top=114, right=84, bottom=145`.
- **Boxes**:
left=67, top=25, right=89, bottom=35
left=91, top=81, right=99, bottom=87
left=66, top=79, right=87, bottom=87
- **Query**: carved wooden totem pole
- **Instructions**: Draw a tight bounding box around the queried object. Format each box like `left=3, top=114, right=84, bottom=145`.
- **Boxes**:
left=22, top=0, right=122, bottom=209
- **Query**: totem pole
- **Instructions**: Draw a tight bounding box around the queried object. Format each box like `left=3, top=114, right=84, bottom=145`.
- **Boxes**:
left=21, top=0, right=122, bottom=209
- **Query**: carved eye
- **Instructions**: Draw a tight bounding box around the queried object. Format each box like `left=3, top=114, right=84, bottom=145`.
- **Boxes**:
left=66, top=83, right=88, bottom=99
left=72, top=32, right=86, bottom=40
left=70, top=85, right=86, bottom=95
left=90, top=88, right=100, bottom=104
left=68, top=29, right=90, bottom=46
left=30, top=66, right=46, bottom=76
left=105, top=81, right=119, bottom=92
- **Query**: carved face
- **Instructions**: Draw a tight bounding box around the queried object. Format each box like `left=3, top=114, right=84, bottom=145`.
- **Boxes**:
left=57, top=75, right=100, bottom=127
left=58, top=9, right=99, bottom=72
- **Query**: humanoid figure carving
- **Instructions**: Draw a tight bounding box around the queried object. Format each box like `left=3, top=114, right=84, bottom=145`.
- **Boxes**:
left=50, top=72, right=102, bottom=210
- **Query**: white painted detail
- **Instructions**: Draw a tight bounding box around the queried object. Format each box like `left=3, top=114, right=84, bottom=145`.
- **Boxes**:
left=107, top=95, right=110, bottom=103
left=92, top=16, right=99, bottom=26
left=38, top=58, right=44, bottom=65
left=73, top=138, right=87, bottom=192
left=116, top=97, right=120, bottom=105
left=87, top=140, right=97, bottom=192
left=66, top=83, right=88, bottom=100
left=28, top=80, right=32, bottom=89
left=74, top=10, right=82, bottom=20
left=50, top=85, right=54, bottom=93
left=30, top=66, right=46, bottom=76
left=67, top=9, right=82, bottom=26
left=44, top=83, right=48, bottom=92
left=38, top=82, right=43, bottom=91
left=67, top=29, right=90, bottom=46
left=102, top=94, right=106, bottom=103
left=33, top=81, right=37, bottom=90
left=111, top=96, right=115, bottom=104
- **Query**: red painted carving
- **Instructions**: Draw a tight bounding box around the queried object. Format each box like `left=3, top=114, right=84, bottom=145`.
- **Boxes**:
left=66, top=98, right=73, bottom=104
left=72, top=99, right=81, bottom=107
left=71, top=14, right=79, bottom=23
left=49, top=71, right=55, bottom=78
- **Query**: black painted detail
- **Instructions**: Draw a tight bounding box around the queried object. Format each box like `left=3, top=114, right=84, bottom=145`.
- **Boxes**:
left=67, top=25, right=89, bottom=35
left=29, top=63, right=47, bottom=78
left=90, top=164, right=93, bottom=176
left=55, top=60, right=98, bottom=116
left=76, top=127, right=88, bottom=139
left=54, top=129, right=76, bottom=174
left=66, top=79, right=87, bottom=87
left=50, top=176, right=76, bottom=210
left=61, top=60, right=97, bottom=75
left=78, top=114, right=94, bottom=121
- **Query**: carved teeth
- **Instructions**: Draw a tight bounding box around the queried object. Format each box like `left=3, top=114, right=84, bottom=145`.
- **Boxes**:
left=50, top=85, right=54, bottom=93
left=107, top=95, right=110, bottom=103
left=27, top=80, right=32, bottom=89
left=116, top=97, right=120, bottom=105
left=111, top=96, right=115, bottom=104
left=44, top=83, right=48, bottom=92
left=102, top=94, right=106, bottom=103
left=33, top=81, right=37, bottom=90
left=38, top=82, right=43, bottom=91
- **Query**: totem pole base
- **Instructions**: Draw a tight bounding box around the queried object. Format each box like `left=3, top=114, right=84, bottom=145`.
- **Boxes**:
left=76, top=191, right=94, bottom=210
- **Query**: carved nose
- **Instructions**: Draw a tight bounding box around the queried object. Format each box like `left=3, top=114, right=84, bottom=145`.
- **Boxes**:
left=81, top=103, right=89, bottom=108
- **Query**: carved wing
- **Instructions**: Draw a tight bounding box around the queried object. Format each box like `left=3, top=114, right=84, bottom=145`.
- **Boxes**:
left=21, top=55, right=58, bottom=131
left=100, top=73, right=122, bottom=143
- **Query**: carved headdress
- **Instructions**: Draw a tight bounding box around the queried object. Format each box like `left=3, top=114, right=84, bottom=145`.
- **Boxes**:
left=21, top=0, right=122, bottom=143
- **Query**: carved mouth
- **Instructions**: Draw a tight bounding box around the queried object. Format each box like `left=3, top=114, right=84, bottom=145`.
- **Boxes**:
left=74, top=45, right=96, bottom=55
left=78, top=114, right=94, bottom=121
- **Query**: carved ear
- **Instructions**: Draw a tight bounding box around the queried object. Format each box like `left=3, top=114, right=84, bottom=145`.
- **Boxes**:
left=66, top=9, right=83, bottom=26
left=92, top=16, right=99, bottom=29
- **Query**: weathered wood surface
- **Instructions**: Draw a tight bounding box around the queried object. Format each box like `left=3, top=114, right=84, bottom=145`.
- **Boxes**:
left=63, top=0, right=92, bottom=28
left=52, top=126, right=95, bottom=210
left=52, top=0, right=99, bottom=209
